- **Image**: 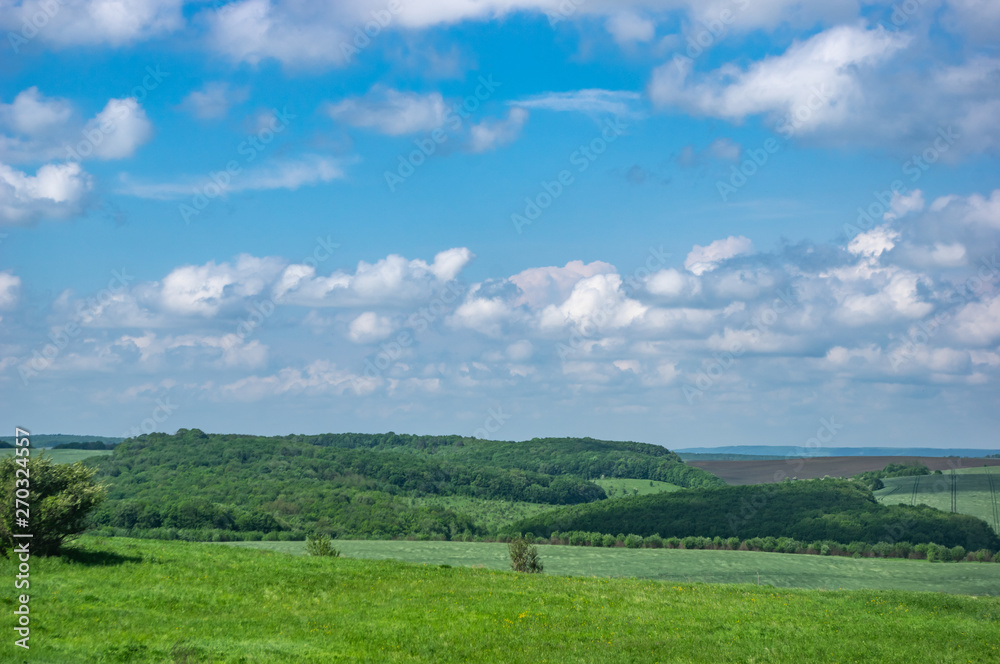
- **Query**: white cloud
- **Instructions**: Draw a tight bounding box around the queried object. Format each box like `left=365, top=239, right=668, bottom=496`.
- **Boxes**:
left=952, top=294, right=1000, bottom=346
left=0, top=161, right=92, bottom=225
left=650, top=25, right=910, bottom=135
left=326, top=87, right=447, bottom=135
left=884, top=189, right=925, bottom=221
left=0, top=88, right=73, bottom=136
left=606, top=12, right=655, bottom=45
left=348, top=312, right=396, bottom=343
left=84, top=98, right=153, bottom=160
left=0, top=0, right=183, bottom=48
left=179, top=82, right=250, bottom=119
left=119, top=155, right=345, bottom=199
left=685, top=236, right=753, bottom=275
left=0, top=271, right=21, bottom=309
left=848, top=225, right=899, bottom=259
left=467, top=108, right=528, bottom=153
left=274, top=248, right=473, bottom=307
left=645, top=268, right=701, bottom=299
left=514, top=89, right=643, bottom=117
left=160, top=255, right=286, bottom=317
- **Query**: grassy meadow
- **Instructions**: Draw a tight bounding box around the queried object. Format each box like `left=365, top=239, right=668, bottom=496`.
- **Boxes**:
left=4, top=536, right=999, bottom=663
left=226, top=539, right=1000, bottom=595
left=876, top=468, right=1000, bottom=533
left=594, top=478, right=683, bottom=497
left=0, top=448, right=111, bottom=464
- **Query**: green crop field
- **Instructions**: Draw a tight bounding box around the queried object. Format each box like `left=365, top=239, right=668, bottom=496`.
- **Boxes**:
left=0, top=448, right=111, bottom=464
left=224, top=539, right=1000, bottom=596
left=875, top=468, right=1000, bottom=533
left=6, top=536, right=999, bottom=663
left=594, top=477, right=683, bottom=497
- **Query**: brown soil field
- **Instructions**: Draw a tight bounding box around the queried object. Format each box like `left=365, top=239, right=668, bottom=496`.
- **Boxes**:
left=689, top=456, right=1000, bottom=485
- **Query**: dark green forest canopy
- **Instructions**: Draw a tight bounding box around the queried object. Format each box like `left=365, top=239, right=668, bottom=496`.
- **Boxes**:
left=88, top=430, right=721, bottom=539
left=509, top=479, right=1000, bottom=551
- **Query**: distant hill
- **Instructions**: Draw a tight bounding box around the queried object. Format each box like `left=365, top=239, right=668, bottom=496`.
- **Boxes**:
left=676, top=446, right=1000, bottom=458
left=88, top=430, right=722, bottom=540
left=510, top=479, right=1000, bottom=551
left=688, top=456, right=1000, bottom=485
left=0, top=434, right=124, bottom=448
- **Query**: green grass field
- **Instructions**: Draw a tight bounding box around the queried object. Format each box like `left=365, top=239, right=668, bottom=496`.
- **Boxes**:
left=875, top=468, right=1000, bottom=533
left=224, top=539, right=1000, bottom=596
left=594, top=478, right=683, bottom=497
left=411, top=496, right=556, bottom=532
left=0, top=448, right=111, bottom=464
left=4, top=536, right=999, bottom=663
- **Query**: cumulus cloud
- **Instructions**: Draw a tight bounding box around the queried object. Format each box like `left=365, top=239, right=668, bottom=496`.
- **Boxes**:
left=159, top=255, right=286, bottom=317
left=275, top=247, right=473, bottom=307
left=83, top=98, right=153, bottom=160
left=348, top=312, right=396, bottom=343
left=467, top=108, right=528, bottom=153
left=685, top=236, right=754, bottom=275
left=606, top=12, right=655, bottom=45
left=0, top=161, right=92, bottom=225
left=0, top=87, right=73, bottom=136
left=650, top=25, right=910, bottom=135
left=0, top=0, right=183, bottom=48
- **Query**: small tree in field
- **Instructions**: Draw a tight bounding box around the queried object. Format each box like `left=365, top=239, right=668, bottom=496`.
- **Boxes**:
left=0, top=455, right=106, bottom=557
left=508, top=536, right=543, bottom=573
left=305, top=533, right=341, bottom=557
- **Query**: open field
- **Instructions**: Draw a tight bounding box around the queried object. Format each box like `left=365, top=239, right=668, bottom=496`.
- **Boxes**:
left=689, top=456, right=1000, bottom=485
left=876, top=468, right=1000, bottom=533
left=0, top=448, right=111, bottom=464
left=5, top=536, right=998, bottom=663
left=225, top=539, right=1000, bottom=596
left=594, top=478, right=683, bottom=497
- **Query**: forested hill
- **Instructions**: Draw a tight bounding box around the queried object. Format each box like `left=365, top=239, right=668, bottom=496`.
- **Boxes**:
left=508, top=479, right=1000, bottom=551
left=89, top=430, right=720, bottom=539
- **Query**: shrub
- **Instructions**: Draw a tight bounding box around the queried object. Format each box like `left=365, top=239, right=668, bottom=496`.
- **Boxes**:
left=508, top=537, right=543, bottom=573
left=726, top=537, right=741, bottom=550
left=665, top=537, right=681, bottom=549
left=305, top=534, right=341, bottom=557
left=645, top=534, right=663, bottom=549
left=601, top=534, right=617, bottom=548
left=1, top=455, right=107, bottom=557
left=624, top=534, right=643, bottom=549
left=950, top=546, right=966, bottom=561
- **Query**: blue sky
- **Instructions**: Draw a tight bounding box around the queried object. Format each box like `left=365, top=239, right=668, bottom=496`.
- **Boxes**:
left=1, top=0, right=998, bottom=448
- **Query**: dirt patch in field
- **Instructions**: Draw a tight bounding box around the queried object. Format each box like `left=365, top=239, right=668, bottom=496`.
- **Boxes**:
left=689, top=456, right=1000, bottom=485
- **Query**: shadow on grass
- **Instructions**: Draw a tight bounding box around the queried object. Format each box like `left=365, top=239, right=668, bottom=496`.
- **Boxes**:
left=60, top=546, right=143, bottom=566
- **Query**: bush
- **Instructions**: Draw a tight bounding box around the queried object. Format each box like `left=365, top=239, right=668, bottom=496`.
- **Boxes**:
left=508, top=537, right=543, bottom=573
left=305, top=534, right=341, bottom=557
left=1, top=455, right=106, bottom=556
left=624, top=534, right=643, bottom=549
left=601, top=534, right=617, bottom=548
left=645, top=534, right=663, bottom=548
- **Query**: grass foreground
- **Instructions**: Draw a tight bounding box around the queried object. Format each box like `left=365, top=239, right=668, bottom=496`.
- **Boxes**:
left=3, top=537, right=999, bottom=663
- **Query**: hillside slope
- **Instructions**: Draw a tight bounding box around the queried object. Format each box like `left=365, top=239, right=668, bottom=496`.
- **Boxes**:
left=509, top=479, right=1000, bottom=550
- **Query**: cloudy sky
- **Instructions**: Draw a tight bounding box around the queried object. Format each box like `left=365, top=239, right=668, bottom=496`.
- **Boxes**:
left=1, top=0, right=998, bottom=448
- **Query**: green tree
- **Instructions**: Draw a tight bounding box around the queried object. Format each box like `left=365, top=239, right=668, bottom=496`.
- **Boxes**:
left=305, top=533, right=340, bottom=557
left=0, top=455, right=106, bottom=556
left=508, top=537, right=543, bottom=573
